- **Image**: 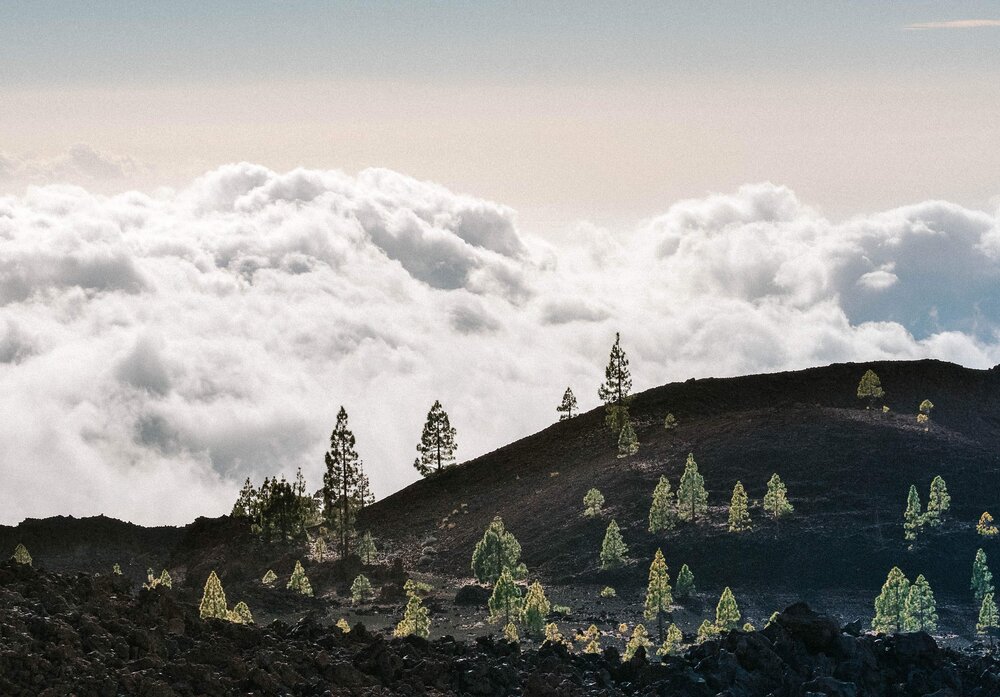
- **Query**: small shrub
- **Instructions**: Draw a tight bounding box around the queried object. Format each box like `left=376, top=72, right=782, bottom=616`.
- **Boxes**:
left=503, top=622, right=519, bottom=643
left=600, top=586, right=616, bottom=598
left=583, top=488, right=605, bottom=517
left=663, top=413, right=678, bottom=430
left=112, top=563, right=122, bottom=576
left=979, top=512, right=999, bottom=537
left=287, top=560, right=314, bottom=596
left=336, top=618, right=351, bottom=633
left=11, top=544, right=32, bottom=566
left=351, top=574, right=374, bottom=604
left=262, top=569, right=277, bottom=586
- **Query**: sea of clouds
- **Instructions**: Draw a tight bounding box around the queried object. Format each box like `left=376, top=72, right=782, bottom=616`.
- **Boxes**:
left=2, top=162, right=999, bottom=525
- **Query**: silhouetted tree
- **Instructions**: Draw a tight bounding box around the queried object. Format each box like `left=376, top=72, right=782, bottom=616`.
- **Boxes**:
left=598, top=332, right=632, bottom=434
left=414, top=400, right=458, bottom=476
left=324, top=406, right=363, bottom=558
left=557, top=387, right=578, bottom=421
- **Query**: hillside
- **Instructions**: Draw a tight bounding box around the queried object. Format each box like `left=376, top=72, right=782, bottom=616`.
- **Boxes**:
left=361, top=359, right=1000, bottom=603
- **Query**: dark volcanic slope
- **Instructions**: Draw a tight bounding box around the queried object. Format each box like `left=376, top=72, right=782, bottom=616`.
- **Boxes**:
left=362, top=360, right=1000, bottom=598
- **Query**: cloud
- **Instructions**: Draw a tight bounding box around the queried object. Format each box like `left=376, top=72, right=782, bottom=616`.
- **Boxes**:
left=1, top=167, right=1000, bottom=525
left=904, top=19, right=1000, bottom=30
left=0, top=145, right=143, bottom=191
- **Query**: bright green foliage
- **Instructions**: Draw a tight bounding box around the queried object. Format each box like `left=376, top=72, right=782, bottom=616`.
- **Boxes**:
left=599, top=519, right=629, bottom=570
left=617, top=418, right=639, bottom=458
left=414, top=399, right=458, bottom=476
left=262, top=569, right=277, bottom=586
left=978, top=593, right=999, bottom=635
left=143, top=568, right=160, bottom=591
left=903, top=574, right=937, bottom=632
left=324, top=406, right=364, bottom=559
left=766, top=611, right=779, bottom=627
left=715, top=587, right=741, bottom=631
left=598, top=332, right=633, bottom=434
left=287, top=560, right=314, bottom=597
left=657, top=623, right=684, bottom=657
left=578, top=624, right=601, bottom=653
left=919, top=399, right=934, bottom=415
left=857, top=369, right=885, bottom=408
left=904, top=485, right=923, bottom=543
left=583, top=488, right=605, bottom=517
left=872, top=567, right=911, bottom=634
left=663, top=413, right=678, bottom=430
left=925, top=476, right=950, bottom=527
left=11, top=544, right=31, bottom=566
left=763, top=473, right=793, bottom=520
left=357, top=531, right=377, bottom=564
left=503, top=622, right=519, bottom=643
left=677, top=454, right=708, bottom=522
left=351, top=574, right=374, bottom=604
left=394, top=579, right=432, bottom=639
left=521, top=581, right=550, bottom=637
left=543, top=622, right=566, bottom=647
left=675, top=564, right=695, bottom=599
left=600, top=586, right=616, bottom=598
left=232, top=601, right=254, bottom=624
left=648, top=475, right=676, bottom=533
left=697, top=619, right=720, bottom=642
left=159, top=569, right=172, bottom=589
left=336, top=618, right=351, bottom=633
left=979, top=512, right=999, bottom=537
left=623, top=624, right=652, bottom=661
left=471, top=516, right=527, bottom=584
left=199, top=571, right=228, bottom=620
left=742, top=622, right=754, bottom=631
left=972, top=548, right=994, bottom=604
left=644, top=549, right=673, bottom=641
left=557, top=387, right=578, bottom=421
left=488, top=568, right=523, bottom=626
left=728, top=481, right=751, bottom=532
left=112, top=563, right=122, bottom=576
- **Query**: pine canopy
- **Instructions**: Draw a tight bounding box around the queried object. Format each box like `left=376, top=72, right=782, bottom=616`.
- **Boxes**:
left=556, top=387, right=578, bottom=420
left=972, top=548, right=994, bottom=604
left=677, top=453, right=708, bottom=522
left=287, top=560, right=314, bottom=597
left=857, top=369, right=885, bottom=407
left=715, top=587, right=741, bottom=630
left=323, top=406, right=363, bottom=558
left=643, top=549, right=673, bottom=641
left=600, top=519, right=629, bottom=570
left=415, top=400, right=458, bottom=476
left=728, top=481, right=751, bottom=532
left=598, top=332, right=633, bottom=434
left=648, top=475, right=676, bottom=533
left=199, top=571, right=228, bottom=620
left=471, top=516, right=527, bottom=584
left=872, top=566, right=910, bottom=634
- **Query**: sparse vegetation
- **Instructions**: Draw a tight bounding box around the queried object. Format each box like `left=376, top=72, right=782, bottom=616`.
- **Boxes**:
left=287, top=560, right=313, bottom=597
left=583, top=488, right=605, bottom=517
left=600, top=586, right=616, bottom=598
left=112, top=563, right=122, bottom=575
left=657, top=623, right=683, bottom=656
left=414, top=399, right=458, bottom=476
left=763, top=473, right=793, bottom=521
left=677, top=453, right=708, bottom=523
left=696, top=619, right=720, bottom=642
left=598, top=332, right=632, bottom=435
left=556, top=387, right=578, bottom=421
left=231, top=601, right=254, bottom=624
left=728, top=481, right=751, bottom=532
left=663, top=413, right=677, bottom=430
left=471, top=516, right=527, bottom=584
left=617, top=418, right=638, bottom=458
left=503, top=622, right=519, bottom=643
left=979, top=512, right=998, bottom=537
left=578, top=624, right=601, bottom=653
left=261, top=569, right=277, bottom=586
left=336, top=618, right=351, bottom=633
left=599, top=519, right=628, bottom=570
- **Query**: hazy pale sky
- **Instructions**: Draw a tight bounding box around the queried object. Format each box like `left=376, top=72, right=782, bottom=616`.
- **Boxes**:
left=2, top=1, right=999, bottom=231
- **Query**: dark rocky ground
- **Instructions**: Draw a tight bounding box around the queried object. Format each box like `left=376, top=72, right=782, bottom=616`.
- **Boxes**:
left=3, top=558, right=1000, bottom=696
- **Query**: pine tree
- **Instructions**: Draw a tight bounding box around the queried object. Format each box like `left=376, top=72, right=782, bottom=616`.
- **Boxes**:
left=978, top=592, right=999, bottom=636
left=677, top=453, right=708, bottom=522
left=857, top=369, right=885, bottom=409
left=663, top=413, right=678, bottom=430
left=199, top=571, right=228, bottom=620
left=414, top=400, right=458, bottom=476
left=231, top=477, right=257, bottom=518
left=287, top=560, right=314, bottom=597
left=657, top=623, right=684, bottom=657
left=543, top=622, right=569, bottom=648
left=979, top=512, right=999, bottom=537
left=904, top=484, right=923, bottom=544
left=351, top=574, right=373, bottom=604
left=925, top=475, right=950, bottom=527
left=471, top=516, right=527, bottom=584
left=872, top=566, right=910, bottom=634
left=583, top=488, right=605, bottom=516
left=503, top=622, right=519, bottom=643
left=488, top=568, right=523, bottom=626
left=903, top=574, right=937, bottom=632
left=728, top=481, right=751, bottom=533
left=600, top=519, right=629, bottom=570
left=323, top=406, right=363, bottom=559
left=394, top=579, right=432, bottom=639
left=112, top=563, right=122, bottom=576
left=314, top=536, right=327, bottom=563
left=617, top=418, right=639, bottom=458
left=579, top=624, right=601, bottom=653
left=159, top=569, right=172, bottom=588
left=232, top=601, right=254, bottom=624
left=972, top=548, right=994, bottom=604
left=521, top=581, right=550, bottom=637
left=11, top=543, right=31, bottom=566
left=648, top=475, right=676, bottom=533
left=675, top=564, right=695, bottom=599
left=598, top=332, right=633, bottom=434
left=715, top=587, right=741, bottom=631
left=623, top=624, right=652, bottom=661
left=763, top=473, right=793, bottom=522
left=262, top=569, right=277, bottom=586
left=697, top=619, right=720, bottom=642
left=355, top=464, right=375, bottom=510
left=557, top=387, right=578, bottom=421
left=357, top=531, right=378, bottom=564
left=643, top=549, right=673, bottom=641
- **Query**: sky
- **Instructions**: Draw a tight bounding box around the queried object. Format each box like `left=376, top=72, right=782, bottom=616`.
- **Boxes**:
left=1, top=3, right=1000, bottom=525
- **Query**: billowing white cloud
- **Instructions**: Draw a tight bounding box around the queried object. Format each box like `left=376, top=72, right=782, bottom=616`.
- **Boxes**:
left=1, top=168, right=999, bottom=525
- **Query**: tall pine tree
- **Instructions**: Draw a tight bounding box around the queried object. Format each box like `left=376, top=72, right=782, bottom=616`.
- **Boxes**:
left=677, top=453, right=708, bottom=523
left=715, top=587, right=741, bottom=631
left=728, top=481, right=751, bottom=532
left=600, top=520, right=629, bottom=570
left=872, top=566, right=910, bottom=634
left=675, top=563, right=695, bottom=599
left=904, top=484, right=923, bottom=544
left=521, top=581, right=550, bottom=637
left=556, top=387, right=578, bottom=421
left=597, top=332, right=632, bottom=434
left=488, top=568, right=523, bottom=626
left=199, top=571, right=228, bottom=620
left=925, top=475, right=950, bottom=527
left=471, top=517, right=527, bottom=583
left=414, top=400, right=458, bottom=476
left=648, top=475, right=676, bottom=533
left=978, top=592, right=999, bottom=636
left=857, top=369, right=885, bottom=409
left=643, top=549, right=673, bottom=641
left=323, top=406, right=363, bottom=559
left=972, top=548, right=994, bottom=604
left=903, top=574, right=937, bottom=632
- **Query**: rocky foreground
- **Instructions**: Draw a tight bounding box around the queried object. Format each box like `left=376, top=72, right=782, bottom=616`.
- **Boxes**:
left=2, top=561, right=1000, bottom=696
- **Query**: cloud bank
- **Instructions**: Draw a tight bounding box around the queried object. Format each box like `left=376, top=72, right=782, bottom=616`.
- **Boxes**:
left=2, top=167, right=999, bottom=525
left=904, top=19, right=1000, bottom=30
